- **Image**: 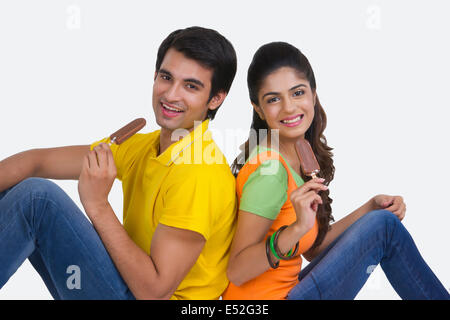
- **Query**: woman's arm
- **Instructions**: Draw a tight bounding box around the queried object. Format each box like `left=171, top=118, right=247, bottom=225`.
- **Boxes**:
left=227, top=178, right=326, bottom=286
left=303, top=194, right=406, bottom=261
left=302, top=198, right=376, bottom=262
left=226, top=210, right=309, bottom=286
left=303, top=194, right=407, bottom=262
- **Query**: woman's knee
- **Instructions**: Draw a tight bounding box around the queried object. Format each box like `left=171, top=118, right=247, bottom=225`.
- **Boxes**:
left=365, top=209, right=398, bottom=224
left=359, top=209, right=401, bottom=237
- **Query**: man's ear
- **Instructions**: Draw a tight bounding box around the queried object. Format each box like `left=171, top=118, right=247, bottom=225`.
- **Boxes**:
left=208, top=91, right=227, bottom=111
left=252, top=102, right=265, bottom=120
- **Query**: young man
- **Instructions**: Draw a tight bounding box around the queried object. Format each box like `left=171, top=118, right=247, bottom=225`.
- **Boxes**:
left=0, top=27, right=237, bottom=300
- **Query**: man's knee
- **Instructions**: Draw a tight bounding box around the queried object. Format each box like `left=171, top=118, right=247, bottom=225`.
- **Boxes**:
left=16, top=177, right=61, bottom=197
left=14, top=178, right=76, bottom=231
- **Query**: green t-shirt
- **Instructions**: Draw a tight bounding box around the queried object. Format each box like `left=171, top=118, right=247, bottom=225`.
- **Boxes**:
left=239, top=146, right=304, bottom=220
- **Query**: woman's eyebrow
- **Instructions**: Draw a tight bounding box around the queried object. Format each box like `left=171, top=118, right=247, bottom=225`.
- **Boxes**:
left=262, top=84, right=307, bottom=99
left=262, top=91, right=279, bottom=99
left=289, top=84, right=306, bottom=91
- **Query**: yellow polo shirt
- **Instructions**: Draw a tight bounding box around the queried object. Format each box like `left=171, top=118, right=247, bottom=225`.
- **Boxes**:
left=90, top=119, right=237, bottom=300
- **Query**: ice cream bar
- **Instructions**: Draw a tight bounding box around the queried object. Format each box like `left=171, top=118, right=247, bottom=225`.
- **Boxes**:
left=109, top=118, right=146, bottom=145
left=295, top=138, right=320, bottom=179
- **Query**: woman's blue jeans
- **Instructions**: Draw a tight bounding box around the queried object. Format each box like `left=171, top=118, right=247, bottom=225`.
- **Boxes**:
left=287, top=208, right=449, bottom=300
left=0, top=178, right=135, bottom=299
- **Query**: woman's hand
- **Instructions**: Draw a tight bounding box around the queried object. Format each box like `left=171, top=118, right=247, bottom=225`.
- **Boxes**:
left=290, top=178, right=328, bottom=232
left=372, top=194, right=406, bottom=221
left=78, top=143, right=117, bottom=219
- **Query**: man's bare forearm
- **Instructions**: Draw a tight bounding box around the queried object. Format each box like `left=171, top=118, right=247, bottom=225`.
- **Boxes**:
left=87, top=203, right=168, bottom=300
left=304, top=197, right=376, bottom=260
left=0, top=150, right=37, bottom=192
left=0, top=145, right=89, bottom=192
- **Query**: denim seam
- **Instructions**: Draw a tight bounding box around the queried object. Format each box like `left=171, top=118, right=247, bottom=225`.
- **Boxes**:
left=386, top=218, right=431, bottom=299
left=0, top=197, right=34, bottom=244
left=34, top=195, right=126, bottom=299
left=2, top=188, right=49, bottom=242
left=392, top=246, right=430, bottom=299
left=0, top=217, right=34, bottom=288
left=310, top=272, right=323, bottom=299
left=0, top=196, right=36, bottom=288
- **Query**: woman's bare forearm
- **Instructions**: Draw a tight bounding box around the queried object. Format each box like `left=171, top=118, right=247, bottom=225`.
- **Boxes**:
left=227, top=222, right=309, bottom=286
left=303, top=197, right=376, bottom=261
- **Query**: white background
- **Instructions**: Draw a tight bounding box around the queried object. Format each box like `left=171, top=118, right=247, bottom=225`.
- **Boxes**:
left=0, top=0, right=449, bottom=299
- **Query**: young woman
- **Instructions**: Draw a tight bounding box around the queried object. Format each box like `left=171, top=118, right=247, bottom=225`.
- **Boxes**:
left=223, top=42, right=449, bottom=300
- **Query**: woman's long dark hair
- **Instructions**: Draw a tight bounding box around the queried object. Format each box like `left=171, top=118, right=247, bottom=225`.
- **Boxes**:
left=231, top=42, right=335, bottom=250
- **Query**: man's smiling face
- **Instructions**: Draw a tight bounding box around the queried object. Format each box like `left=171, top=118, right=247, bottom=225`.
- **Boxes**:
left=152, top=48, right=219, bottom=133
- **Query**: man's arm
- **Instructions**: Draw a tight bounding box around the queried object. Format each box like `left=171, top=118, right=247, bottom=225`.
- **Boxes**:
left=89, top=203, right=205, bottom=300
left=0, top=145, right=90, bottom=191
left=80, top=143, right=206, bottom=299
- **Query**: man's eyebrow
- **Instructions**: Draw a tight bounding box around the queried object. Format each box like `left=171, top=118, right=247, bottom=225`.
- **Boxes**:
left=158, top=68, right=205, bottom=88
left=158, top=68, right=172, bottom=77
left=185, top=78, right=205, bottom=88
left=261, top=84, right=307, bottom=99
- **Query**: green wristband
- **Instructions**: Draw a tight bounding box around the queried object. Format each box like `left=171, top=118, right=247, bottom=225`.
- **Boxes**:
left=269, top=232, right=282, bottom=260
left=272, top=225, right=299, bottom=260
left=286, top=248, right=293, bottom=257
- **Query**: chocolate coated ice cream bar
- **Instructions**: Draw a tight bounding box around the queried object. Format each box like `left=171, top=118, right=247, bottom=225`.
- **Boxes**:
left=109, top=118, right=146, bottom=145
left=295, top=138, right=320, bottom=179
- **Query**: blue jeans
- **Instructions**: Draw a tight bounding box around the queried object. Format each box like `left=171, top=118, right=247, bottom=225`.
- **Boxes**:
left=287, top=209, right=449, bottom=300
left=0, top=178, right=135, bottom=299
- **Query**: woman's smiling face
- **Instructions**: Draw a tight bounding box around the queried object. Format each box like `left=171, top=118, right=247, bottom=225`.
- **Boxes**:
left=254, top=67, right=316, bottom=141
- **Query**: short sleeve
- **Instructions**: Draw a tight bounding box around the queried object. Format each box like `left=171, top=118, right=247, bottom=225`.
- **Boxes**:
left=239, top=159, right=288, bottom=220
left=158, top=167, right=222, bottom=240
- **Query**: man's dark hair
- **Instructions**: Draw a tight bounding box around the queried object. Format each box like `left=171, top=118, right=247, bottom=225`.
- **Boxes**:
left=155, top=26, right=237, bottom=120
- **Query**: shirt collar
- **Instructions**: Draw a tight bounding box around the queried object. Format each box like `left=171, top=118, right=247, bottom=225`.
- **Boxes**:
left=156, top=119, right=210, bottom=166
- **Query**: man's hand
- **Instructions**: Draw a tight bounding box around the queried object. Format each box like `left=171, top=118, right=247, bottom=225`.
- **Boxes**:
left=78, top=143, right=116, bottom=218
left=372, top=194, right=406, bottom=221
